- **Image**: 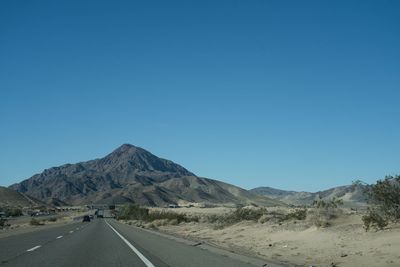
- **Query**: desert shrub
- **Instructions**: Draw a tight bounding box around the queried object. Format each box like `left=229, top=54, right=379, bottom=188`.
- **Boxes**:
left=257, top=214, right=271, bottom=224
left=30, top=218, right=44, bottom=226
left=283, top=209, right=307, bottom=221
left=206, top=214, right=222, bottom=224
left=0, top=207, right=23, bottom=217
left=206, top=208, right=308, bottom=227
left=368, top=176, right=400, bottom=220
left=206, top=207, right=269, bottom=228
left=148, top=210, right=195, bottom=224
left=117, top=204, right=150, bottom=221
left=362, top=208, right=388, bottom=231
left=116, top=204, right=198, bottom=224
left=312, top=198, right=343, bottom=209
left=235, top=207, right=267, bottom=221
left=308, top=198, right=343, bottom=227
left=152, top=219, right=169, bottom=227
left=224, top=207, right=267, bottom=225
left=363, top=175, right=400, bottom=231
left=256, top=210, right=286, bottom=224
left=0, top=218, right=7, bottom=228
left=47, top=217, right=57, bottom=222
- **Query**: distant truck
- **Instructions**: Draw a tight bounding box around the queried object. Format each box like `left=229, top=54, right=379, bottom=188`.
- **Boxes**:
left=96, top=209, right=104, bottom=218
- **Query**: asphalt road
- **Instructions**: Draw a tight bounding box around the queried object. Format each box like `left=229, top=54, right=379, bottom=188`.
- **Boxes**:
left=0, top=218, right=285, bottom=267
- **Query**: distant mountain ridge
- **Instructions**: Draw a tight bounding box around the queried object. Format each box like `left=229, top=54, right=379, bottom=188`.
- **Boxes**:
left=10, top=144, right=281, bottom=207
left=251, top=184, right=369, bottom=207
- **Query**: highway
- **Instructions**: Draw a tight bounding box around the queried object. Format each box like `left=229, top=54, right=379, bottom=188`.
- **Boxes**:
left=0, top=218, right=284, bottom=267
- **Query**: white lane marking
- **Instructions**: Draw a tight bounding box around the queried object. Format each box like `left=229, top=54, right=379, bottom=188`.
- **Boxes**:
left=105, top=220, right=155, bottom=267
left=57, top=236, right=63, bottom=239
left=76, top=227, right=79, bottom=230
left=26, top=245, right=41, bottom=252
left=69, top=230, right=74, bottom=234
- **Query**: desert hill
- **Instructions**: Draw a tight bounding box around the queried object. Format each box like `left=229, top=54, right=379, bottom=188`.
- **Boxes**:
left=251, top=183, right=368, bottom=207
left=10, top=144, right=281, bottom=207
left=0, top=186, right=43, bottom=207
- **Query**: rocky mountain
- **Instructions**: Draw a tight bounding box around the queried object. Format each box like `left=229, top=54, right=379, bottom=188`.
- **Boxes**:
left=10, top=144, right=281, bottom=207
left=251, top=183, right=369, bottom=207
left=0, top=186, right=43, bottom=207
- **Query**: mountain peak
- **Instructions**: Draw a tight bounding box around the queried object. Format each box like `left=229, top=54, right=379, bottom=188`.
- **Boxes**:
left=100, top=144, right=196, bottom=177
left=108, top=144, right=144, bottom=158
left=114, top=143, right=137, bottom=152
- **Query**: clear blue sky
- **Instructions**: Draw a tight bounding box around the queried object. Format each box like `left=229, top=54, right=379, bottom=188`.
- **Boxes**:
left=1, top=0, right=399, bottom=191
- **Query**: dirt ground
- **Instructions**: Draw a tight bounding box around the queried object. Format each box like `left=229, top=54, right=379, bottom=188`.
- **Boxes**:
left=146, top=207, right=400, bottom=267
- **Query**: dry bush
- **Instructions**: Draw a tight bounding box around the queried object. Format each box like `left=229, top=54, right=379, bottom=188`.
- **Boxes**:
left=363, top=176, right=400, bottom=231
left=0, top=206, right=23, bottom=217
left=0, top=218, right=7, bottom=228
left=47, top=217, right=57, bottom=222
left=205, top=207, right=269, bottom=228
left=362, top=208, right=388, bottom=231
left=308, top=198, right=343, bottom=227
left=116, top=204, right=199, bottom=225
left=30, top=218, right=44, bottom=226
left=283, top=209, right=307, bottom=221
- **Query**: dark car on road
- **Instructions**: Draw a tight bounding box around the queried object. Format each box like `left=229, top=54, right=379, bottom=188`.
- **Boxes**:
left=82, top=215, right=91, bottom=222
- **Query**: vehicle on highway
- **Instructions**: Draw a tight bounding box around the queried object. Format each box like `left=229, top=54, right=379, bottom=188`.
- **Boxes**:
left=82, top=215, right=91, bottom=222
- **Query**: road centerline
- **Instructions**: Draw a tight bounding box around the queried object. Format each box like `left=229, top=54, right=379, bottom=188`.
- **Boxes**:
left=105, top=220, right=155, bottom=267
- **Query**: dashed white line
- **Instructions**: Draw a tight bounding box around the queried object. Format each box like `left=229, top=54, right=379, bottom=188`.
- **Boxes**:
left=105, top=220, right=155, bottom=267
left=69, top=230, right=74, bottom=234
left=26, top=245, right=41, bottom=252
left=56, top=236, right=63, bottom=239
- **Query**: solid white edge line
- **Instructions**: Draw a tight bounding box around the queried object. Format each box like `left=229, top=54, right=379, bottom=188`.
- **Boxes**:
left=105, top=220, right=155, bottom=267
left=26, top=245, right=41, bottom=252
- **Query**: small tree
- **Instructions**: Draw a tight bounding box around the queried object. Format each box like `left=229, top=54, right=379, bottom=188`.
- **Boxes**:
left=309, top=198, right=343, bottom=227
left=0, top=218, right=7, bottom=228
left=363, top=175, right=400, bottom=230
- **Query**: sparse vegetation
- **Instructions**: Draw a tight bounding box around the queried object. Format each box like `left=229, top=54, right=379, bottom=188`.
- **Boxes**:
left=47, top=217, right=57, bottom=222
left=203, top=207, right=308, bottom=229
left=205, top=207, right=268, bottom=228
left=30, top=218, right=44, bottom=226
left=0, top=206, right=23, bottom=217
left=363, top=175, right=400, bottom=231
left=362, top=208, right=388, bottom=231
left=308, top=198, right=343, bottom=227
left=117, top=204, right=149, bottom=221
left=284, top=208, right=307, bottom=221
left=116, top=204, right=199, bottom=225
left=0, top=218, right=7, bottom=228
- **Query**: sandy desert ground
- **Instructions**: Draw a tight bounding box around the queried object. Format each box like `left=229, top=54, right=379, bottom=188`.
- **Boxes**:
left=131, top=207, right=400, bottom=267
